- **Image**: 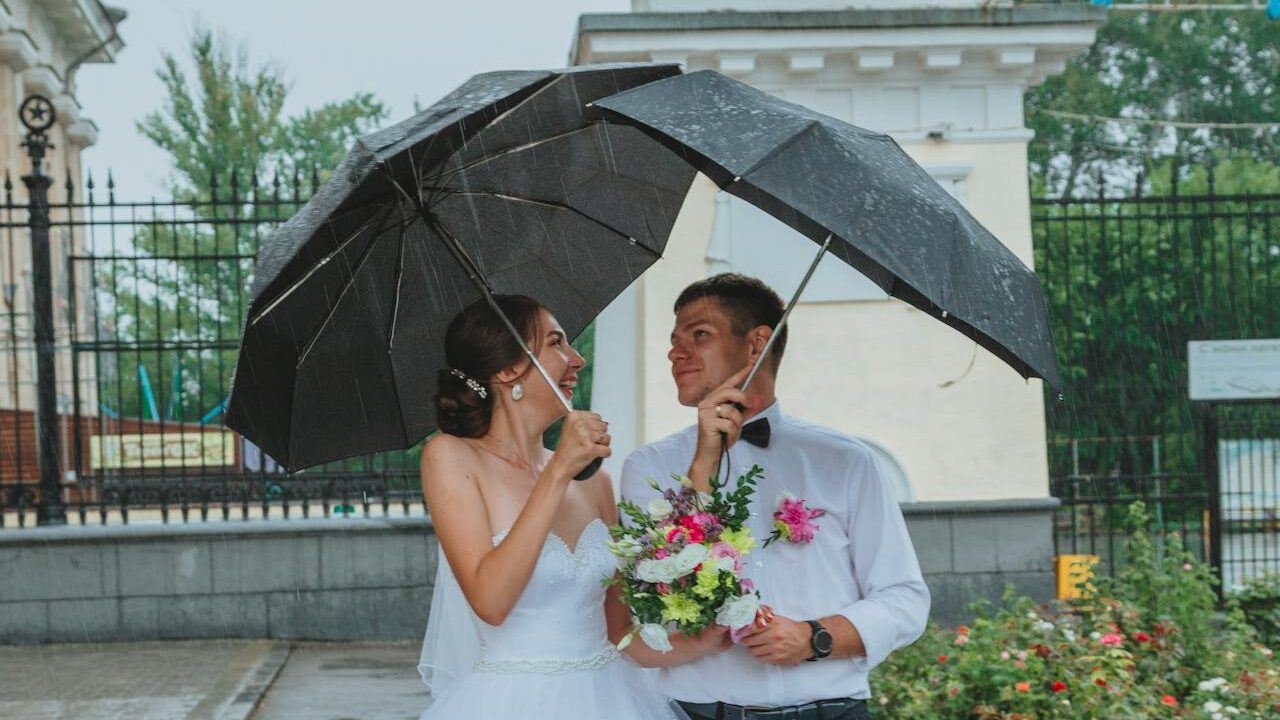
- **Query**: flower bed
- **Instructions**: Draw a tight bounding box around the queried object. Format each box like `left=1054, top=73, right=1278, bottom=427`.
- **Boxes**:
left=870, top=503, right=1279, bottom=719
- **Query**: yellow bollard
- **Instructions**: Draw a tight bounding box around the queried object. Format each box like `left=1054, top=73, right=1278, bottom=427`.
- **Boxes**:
left=1055, top=554, right=1098, bottom=600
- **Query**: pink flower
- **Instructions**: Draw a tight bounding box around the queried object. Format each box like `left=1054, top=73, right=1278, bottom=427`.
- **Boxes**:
left=1099, top=633, right=1123, bottom=646
left=739, top=577, right=755, bottom=593
left=1000, top=651, right=1011, bottom=660
left=656, top=583, right=672, bottom=595
left=654, top=548, right=670, bottom=559
left=687, top=527, right=706, bottom=543
left=709, top=542, right=743, bottom=573
left=953, top=634, right=969, bottom=646
left=1017, top=650, right=1028, bottom=661
left=772, top=494, right=826, bottom=544
left=691, top=512, right=717, bottom=529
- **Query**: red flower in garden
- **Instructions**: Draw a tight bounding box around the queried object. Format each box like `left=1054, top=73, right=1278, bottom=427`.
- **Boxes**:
left=956, top=625, right=970, bottom=636
left=1015, top=682, right=1031, bottom=693
left=687, top=527, right=705, bottom=543
left=1161, top=695, right=1177, bottom=707
left=1051, top=681, right=1068, bottom=693
left=1033, top=643, right=1052, bottom=659
left=1094, top=678, right=1107, bottom=687
left=1134, top=631, right=1151, bottom=643
left=948, top=687, right=959, bottom=697
left=937, top=655, right=948, bottom=663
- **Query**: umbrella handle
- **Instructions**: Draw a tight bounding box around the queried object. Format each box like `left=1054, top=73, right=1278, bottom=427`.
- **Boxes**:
left=573, top=457, right=603, bottom=482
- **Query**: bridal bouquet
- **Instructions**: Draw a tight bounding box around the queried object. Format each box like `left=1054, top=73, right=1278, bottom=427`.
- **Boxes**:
left=607, top=466, right=763, bottom=653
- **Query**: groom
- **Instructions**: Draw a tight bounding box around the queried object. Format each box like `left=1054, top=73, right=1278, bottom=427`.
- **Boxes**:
left=621, top=273, right=930, bottom=720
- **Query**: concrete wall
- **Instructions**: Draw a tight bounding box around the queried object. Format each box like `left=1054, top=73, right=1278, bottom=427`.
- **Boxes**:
left=0, top=518, right=437, bottom=644
left=0, top=499, right=1053, bottom=643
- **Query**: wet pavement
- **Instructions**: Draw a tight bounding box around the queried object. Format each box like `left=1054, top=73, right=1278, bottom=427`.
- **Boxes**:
left=0, top=640, right=427, bottom=720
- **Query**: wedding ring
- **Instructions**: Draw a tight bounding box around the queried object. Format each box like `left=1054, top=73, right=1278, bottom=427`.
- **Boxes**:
left=715, top=405, right=724, bottom=418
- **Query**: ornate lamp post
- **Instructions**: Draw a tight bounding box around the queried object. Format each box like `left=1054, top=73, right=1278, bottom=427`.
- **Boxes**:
left=20, top=94, right=66, bottom=526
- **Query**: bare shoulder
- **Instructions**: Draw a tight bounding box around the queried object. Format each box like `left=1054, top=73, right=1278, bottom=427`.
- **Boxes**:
left=420, top=434, right=481, bottom=488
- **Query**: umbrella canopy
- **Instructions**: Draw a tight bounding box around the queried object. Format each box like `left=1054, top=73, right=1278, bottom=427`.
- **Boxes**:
left=595, top=70, right=1061, bottom=388
left=227, top=63, right=696, bottom=471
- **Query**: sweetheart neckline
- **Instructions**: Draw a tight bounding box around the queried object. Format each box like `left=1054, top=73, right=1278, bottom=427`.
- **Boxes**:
left=491, top=516, right=608, bottom=555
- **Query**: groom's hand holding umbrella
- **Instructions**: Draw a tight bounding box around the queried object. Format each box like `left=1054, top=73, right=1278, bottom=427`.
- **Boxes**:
left=688, top=366, right=762, bottom=491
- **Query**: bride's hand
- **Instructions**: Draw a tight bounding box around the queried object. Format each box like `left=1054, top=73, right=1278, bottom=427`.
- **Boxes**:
left=690, top=624, right=732, bottom=657
left=551, top=411, right=611, bottom=479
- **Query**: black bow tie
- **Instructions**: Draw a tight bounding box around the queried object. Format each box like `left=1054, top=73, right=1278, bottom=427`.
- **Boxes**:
left=740, top=417, right=771, bottom=449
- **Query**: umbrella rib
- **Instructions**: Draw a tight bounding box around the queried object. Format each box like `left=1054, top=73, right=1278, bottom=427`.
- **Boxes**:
left=431, top=126, right=599, bottom=185
left=429, top=190, right=663, bottom=260
left=249, top=211, right=384, bottom=327
left=385, top=227, right=411, bottom=446
left=730, top=120, right=823, bottom=186
left=293, top=208, right=402, bottom=368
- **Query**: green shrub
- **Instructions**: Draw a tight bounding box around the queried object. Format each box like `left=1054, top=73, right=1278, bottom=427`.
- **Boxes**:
left=871, top=503, right=1279, bottom=719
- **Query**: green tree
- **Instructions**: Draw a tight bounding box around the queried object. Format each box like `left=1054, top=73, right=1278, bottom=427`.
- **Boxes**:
left=96, top=29, right=386, bottom=447
left=1027, top=9, right=1280, bottom=198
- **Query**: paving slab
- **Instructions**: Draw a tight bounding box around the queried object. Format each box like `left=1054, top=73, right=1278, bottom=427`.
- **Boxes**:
left=249, top=642, right=428, bottom=720
left=0, top=639, right=286, bottom=720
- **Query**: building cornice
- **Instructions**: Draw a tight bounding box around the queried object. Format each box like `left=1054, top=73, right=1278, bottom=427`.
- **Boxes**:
left=0, top=29, right=37, bottom=70
left=39, top=0, right=124, bottom=64
left=579, top=5, right=1105, bottom=35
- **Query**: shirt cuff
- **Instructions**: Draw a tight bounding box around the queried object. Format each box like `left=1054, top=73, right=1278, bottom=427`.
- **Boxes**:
left=838, top=599, right=896, bottom=672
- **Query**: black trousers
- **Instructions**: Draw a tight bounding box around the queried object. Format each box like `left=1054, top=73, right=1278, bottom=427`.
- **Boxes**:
left=678, top=700, right=871, bottom=720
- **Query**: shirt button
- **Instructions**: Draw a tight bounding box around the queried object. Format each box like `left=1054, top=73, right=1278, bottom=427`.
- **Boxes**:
left=755, top=561, right=764, bottom=568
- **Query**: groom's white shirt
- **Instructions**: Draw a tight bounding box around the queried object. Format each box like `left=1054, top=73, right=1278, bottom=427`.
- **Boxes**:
left=621, top=401, right=930, bottom=706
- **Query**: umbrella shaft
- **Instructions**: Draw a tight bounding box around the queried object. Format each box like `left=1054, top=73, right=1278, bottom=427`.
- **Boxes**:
left=421, top=209, right=575, bottom=414
left=740, top=234, right=832, bottom=394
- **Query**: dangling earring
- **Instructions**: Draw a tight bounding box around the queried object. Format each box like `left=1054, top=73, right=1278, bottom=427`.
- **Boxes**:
left=511, top=382, right=524, bottom=402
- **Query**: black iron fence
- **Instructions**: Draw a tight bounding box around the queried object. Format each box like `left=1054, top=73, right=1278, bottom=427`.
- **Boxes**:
left=1033, top=163, right=1280, bottom=585
left=2, top=122, right=424, bottom=526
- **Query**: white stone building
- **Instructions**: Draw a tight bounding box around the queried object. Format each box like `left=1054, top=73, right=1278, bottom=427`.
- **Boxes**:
left=577, top=0, right=1101, bottom=503
left=575, top=0, right=1104, bottom=616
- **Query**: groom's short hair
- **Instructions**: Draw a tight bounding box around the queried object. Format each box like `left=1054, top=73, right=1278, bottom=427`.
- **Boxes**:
left=674, top=273, right=788, bottom=373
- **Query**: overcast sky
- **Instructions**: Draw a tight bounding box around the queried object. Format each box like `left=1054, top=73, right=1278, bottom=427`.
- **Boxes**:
left=76, top=0, right=631, bottom=198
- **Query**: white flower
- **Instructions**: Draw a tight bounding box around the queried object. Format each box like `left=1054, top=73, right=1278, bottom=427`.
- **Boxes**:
left=1204, top=701, right=1223, bottom=713
left=1198, top=677, right=1228, bottom=693
left=1035, top=620, right=1055, bottom=632
left=1089, top=631, right=1101, bottom=640
left=647, top=498, right=674, bottom=519
left=606, top=536, right=643, bottom=558
left=635, top=557, right=680, bottom=584
left=1211, top=714, right=1222, bottom=720
left=1061, top=628, right=1076, bottom=643
left=1224, top=707, right=1239, bottom=715
left=715, top=592, right=761, bottom=629
left=675, top=474, right=694, bottom=489
left=670, top=543, right=709, bottom=575
left=639, top=623, right=673, bottom=653
left=711, top=555, right=737, bottom=573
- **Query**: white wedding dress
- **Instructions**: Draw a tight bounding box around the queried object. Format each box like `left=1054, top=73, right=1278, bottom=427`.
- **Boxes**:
left=418, top=518, right=685, bottom=719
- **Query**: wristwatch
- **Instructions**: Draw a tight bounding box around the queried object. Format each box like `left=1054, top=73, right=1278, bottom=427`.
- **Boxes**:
left=806, top=620, right=833, bottom=661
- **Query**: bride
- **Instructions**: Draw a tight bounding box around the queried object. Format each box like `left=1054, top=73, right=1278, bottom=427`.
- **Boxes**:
left=417, top=295, right=729, bottom=719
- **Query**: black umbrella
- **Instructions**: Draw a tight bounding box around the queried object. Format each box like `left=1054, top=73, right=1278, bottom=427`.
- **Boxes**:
left=226, top=63, right=696, bottom=471
left=594, top=70, right=1062, bottom=390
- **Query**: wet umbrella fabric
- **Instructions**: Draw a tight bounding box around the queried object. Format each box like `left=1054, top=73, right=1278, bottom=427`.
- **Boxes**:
left=595, top=70, right=1061, bottom=388
left=227, top=64, right=696, bottom=471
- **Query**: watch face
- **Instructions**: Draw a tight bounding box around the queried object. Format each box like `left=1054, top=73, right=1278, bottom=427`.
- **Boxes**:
left=814, top=628, right=834, bottom=655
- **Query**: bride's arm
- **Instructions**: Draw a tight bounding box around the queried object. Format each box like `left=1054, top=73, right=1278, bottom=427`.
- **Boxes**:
left=594, top=478, right=731, bottom=667
left=422, top=419, right=605, bottom=626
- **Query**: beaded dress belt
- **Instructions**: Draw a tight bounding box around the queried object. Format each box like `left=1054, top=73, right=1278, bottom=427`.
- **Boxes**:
left=473, top=646, right=618, bottom=674
left=679, top=697, right=864, bottom=720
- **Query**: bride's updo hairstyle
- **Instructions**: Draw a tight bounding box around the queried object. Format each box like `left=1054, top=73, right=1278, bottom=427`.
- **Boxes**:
left=434, top=295, right=544, bottom=438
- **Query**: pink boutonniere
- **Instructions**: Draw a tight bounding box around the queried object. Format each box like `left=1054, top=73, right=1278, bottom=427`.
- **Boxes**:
left=763, top=493, right=826, bottom=547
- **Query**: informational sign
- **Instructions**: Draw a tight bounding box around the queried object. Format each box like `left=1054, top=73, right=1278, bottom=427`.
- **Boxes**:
left=1188, top=339, right=1280, bottom=401
left=90, top=432, right=237, bottom=469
